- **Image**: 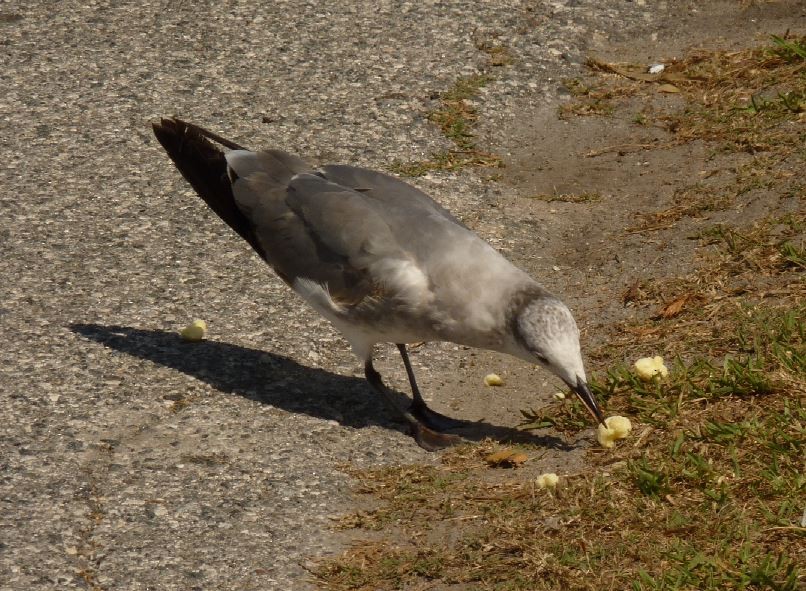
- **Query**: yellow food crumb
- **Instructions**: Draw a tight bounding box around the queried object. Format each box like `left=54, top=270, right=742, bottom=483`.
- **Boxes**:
left=597, top=415, right=633, bottom=448
left=634, top=356, right=669, bottom=381
left=553, top=392, right=566, bottom=400
left=483, top=373, right=504, bottom=387
left=536, top=473, right=559, bottom=489
left=180, top=319, right=207, bottom=342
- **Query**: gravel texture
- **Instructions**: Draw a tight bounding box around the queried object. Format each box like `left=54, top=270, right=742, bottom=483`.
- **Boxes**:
left=1, top=1, right=676, bottom=589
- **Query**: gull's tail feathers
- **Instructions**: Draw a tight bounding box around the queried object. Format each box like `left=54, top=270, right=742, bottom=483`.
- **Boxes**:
left=151, top=117, right=265, bottom=258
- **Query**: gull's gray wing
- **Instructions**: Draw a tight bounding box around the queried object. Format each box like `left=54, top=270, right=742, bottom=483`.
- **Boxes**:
left=318, top=164, right=467, bottom=228
left=228, top=149, right=521, bottom=324
left=225, top=150, right=331, bottom=285
left=228, top=152, right=410, bottom=306
left=229, top=151, right=506, bottom=310
left=153, top=119, right=489, bottom=317
left=283, top=169, right=519, bottom=333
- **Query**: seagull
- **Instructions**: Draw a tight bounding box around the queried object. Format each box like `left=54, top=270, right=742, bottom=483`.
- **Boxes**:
left=152, top=118, right=605, bottom=450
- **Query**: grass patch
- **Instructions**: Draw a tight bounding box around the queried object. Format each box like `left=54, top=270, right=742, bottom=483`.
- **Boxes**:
left=627, top=183, right=735, bottom=232
left=567, top=35, right=804, bottom=239
left=665, top=37, right=806, bottom=154
left=665, top=36, right=805, bottom=152
left=572, top=34, right=805, bottom=155
left=590, top=305, right=804, bottom=418
left=476, top=38, right=515, bottom=67
left=428, top=74, right=492, bottom=151
left=559, top=77, right=628, bottom=118
left=390, top=73, right=503, bottom=176
left=317, top=413, right=803, bottom=590
left=698, top=214, right=805, bottom=274
left=315, top=34, right=806, bottom=591
left=603, top=210, right=804, bottom=367
left=537, top=303, right=804, bottom=429
left=315, top=541, right=447, bottom=589
left=388, top=148, right=502, bottom=177
left=315, top=301, right=803, bottom=590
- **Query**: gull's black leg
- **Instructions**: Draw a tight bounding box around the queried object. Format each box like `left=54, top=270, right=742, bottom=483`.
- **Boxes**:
left=364, top=358, right=460, bottom=451
left=396, top=344, right=465, bottom=432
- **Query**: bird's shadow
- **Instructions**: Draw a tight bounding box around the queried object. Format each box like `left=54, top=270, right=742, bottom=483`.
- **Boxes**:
left=70, top=324, right=569, bottom=450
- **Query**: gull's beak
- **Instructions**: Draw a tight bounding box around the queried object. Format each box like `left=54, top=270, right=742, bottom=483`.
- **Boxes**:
left=571, top=378, right=606, bottom=426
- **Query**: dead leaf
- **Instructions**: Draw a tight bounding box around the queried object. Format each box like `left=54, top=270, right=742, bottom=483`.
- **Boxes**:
left=658, top=295, right=690, bottom=319
left=657, top=83, right=681, bottom=94
left=622, top=280, right=645, bottom=305
left=508, top=453, right=528, bottom=465
left=660, top=72, right=690, bottom=83
left=485, top=449, right=528, bottom=467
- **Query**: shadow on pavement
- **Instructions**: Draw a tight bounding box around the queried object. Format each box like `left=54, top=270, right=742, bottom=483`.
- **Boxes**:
left=71, top=324, right=570, bottom=450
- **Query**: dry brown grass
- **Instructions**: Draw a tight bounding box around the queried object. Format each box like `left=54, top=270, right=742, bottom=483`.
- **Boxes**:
left=390, top=72, right=504, bottom=176
left=580, top=35, right=805, bottom=151
left=315, top=297, right=803, bottom=590
left=602, top=211, right=805, bottom=364
left=315, top=36, right=805, bottom=591
left=566, top=35, right=805, bottom=246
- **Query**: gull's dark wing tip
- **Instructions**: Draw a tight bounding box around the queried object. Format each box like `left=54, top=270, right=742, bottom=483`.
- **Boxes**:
left=151, top=117, right=265, bottom=257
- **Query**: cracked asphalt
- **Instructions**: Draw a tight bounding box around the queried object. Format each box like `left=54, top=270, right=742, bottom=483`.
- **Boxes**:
left=1, top=1, right=681, bottom=588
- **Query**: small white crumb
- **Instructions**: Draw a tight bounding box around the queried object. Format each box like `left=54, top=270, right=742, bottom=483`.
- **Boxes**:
left=649, top=63, right=665, bottom=74
left=536, top=473, right=559, bottom=489
left=553, top=392, right=566, bottom=400
left=597, top=415, right=633, bottom=448
left=180, top=319, right=207, bottom=342
left=484, top=373, right=504, bottom=387
left=634, top=356, right=669, bottom=382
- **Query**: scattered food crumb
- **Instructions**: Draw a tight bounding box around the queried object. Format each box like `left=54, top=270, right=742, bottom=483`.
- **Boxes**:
left=597, top=415, right=633, bottom=448
left=553, top=391, right=566, bottom=400
left=536, top=473, right=559, bottom=489
left=648, top=63, right=665, bottom=74
left=634, top=356, right=669, bottom=381
left=484, top=373, right=504, bottom=387
left=180, top=319, right=207, bottom=342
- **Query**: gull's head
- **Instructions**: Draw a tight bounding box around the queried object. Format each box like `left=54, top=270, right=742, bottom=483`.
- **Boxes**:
left=514, top=295, right=605, bottom=426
